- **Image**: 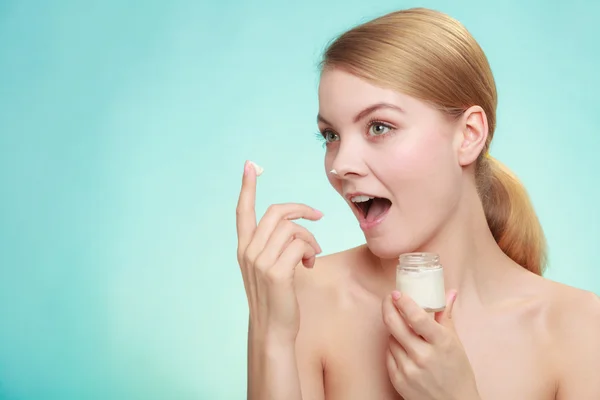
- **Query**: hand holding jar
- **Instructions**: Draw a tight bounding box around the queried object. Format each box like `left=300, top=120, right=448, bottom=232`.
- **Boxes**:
left=381, top=253, right=482, bottom=400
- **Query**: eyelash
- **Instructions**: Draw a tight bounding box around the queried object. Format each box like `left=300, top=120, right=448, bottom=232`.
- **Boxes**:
left=316, top=119, right=396, bottom=147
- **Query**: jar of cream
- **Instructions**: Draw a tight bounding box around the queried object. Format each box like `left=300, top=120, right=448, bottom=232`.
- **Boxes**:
left=396, top=252, right=446, bottom=312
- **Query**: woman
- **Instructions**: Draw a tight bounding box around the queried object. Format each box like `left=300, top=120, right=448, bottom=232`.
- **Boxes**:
left=236, top=8, right=600, bottom=400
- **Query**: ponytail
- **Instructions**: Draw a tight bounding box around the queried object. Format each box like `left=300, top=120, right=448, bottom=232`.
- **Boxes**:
left=480, top=155, right=547, bottom=275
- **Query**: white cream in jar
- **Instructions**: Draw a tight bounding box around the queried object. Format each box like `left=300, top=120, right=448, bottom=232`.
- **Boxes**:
left=396, top=252, right=446, bottom=312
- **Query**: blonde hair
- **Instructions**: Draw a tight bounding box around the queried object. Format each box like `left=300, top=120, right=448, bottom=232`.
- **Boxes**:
left=320, top=8, right=547, bottom=275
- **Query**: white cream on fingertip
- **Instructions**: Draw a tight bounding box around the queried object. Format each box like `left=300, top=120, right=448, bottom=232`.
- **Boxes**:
left=249, top=161, right=264, bottom=176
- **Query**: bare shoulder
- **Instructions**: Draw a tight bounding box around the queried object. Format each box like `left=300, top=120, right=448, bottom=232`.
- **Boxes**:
left=292, top=244, right=377, bottom=334
left=504, top=268, right=600, bottom=325
left=294, top=244, right=367, bottom=305
left=538, top=278, right=600, bottom=398
left=518, top=273, right=600, bottom=336
left=550, top=282, right=600, bottom=349
left=542, top=278, right=600, bottom=332
left=291, top=245, right=369, bottom=363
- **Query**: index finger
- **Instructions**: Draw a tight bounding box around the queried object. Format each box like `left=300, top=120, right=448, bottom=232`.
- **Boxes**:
left=236, top=161, right=260, bottom=253
left=393, top=291, right=445, bottom=343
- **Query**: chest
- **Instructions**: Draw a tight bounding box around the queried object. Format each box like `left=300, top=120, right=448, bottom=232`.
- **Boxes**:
left=322, top=304, right=556, bottom=400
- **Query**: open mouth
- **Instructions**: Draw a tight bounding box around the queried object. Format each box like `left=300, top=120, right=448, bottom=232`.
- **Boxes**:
left=351, top=195, right=392, bottom=222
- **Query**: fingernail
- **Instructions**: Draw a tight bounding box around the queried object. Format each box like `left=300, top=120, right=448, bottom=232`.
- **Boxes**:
left=392, top=291, right=401, bottom=300
left=303, top=256, right=315, bottom=268
left=243, top=160, right=250, bottom=175
left=313, top=208, right=324, bottom=217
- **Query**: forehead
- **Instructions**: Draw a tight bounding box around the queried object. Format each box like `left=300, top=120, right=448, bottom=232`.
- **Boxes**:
left=317, top=68, right=428, bottom=122
left=319, top=68, right=401, bottom=107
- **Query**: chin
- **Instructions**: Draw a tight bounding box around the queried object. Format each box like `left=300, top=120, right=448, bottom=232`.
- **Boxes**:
left=364, top=235, right=416, bottom=261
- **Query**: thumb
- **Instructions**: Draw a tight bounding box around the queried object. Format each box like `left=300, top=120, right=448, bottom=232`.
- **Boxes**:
left=435, top=290, right=458, bottom=327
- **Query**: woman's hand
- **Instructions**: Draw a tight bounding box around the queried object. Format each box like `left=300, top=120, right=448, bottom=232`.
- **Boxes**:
left=382, top=290, right=481, bottom=400
left=236, top=161, right=323, bottom=343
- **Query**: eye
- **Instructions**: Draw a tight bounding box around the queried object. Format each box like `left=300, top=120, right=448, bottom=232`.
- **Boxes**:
left=368, top=122, right=392, bottom=136
left=322, top=130, right=340, bottom=143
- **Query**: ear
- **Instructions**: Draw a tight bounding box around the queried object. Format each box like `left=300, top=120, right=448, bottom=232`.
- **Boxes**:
left=455, top=106, right=488, bottom=167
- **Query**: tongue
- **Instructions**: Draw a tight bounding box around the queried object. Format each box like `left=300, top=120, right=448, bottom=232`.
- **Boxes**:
left=366, top=198, right=391, bottom=222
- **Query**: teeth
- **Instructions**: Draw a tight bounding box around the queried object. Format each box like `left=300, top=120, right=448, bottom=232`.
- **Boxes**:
left=351, top=195, right=374, bottom=203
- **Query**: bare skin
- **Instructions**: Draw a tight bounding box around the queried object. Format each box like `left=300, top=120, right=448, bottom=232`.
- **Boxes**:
left=293, top=245, right=600, bottom=400
left=238, top=68, right=600, bottom=399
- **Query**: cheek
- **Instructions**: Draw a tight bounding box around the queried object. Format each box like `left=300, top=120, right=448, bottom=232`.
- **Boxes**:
left=380, top=133, right=451, bottom=183
left=401, top=127, right=457, bottom=180
left=380, top=130, right=461, bottom=215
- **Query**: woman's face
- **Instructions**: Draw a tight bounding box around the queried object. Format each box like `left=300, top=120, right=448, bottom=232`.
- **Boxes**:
left=317, top=68, right=467, bottom=259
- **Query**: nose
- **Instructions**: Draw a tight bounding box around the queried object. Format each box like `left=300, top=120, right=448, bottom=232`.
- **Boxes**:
left=329, top=139, right=368, bottom=179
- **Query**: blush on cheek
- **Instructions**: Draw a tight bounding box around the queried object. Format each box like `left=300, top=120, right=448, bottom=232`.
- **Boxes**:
left=406, top=135, right=454, bottom=181
left=384, top=145, right=434, bottom=177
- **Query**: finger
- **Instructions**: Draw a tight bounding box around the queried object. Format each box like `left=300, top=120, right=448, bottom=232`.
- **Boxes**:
left=387, top=337, right=410, bottom=393
left=435, top=290, right=458, bottom=327
left=236, top=161, right=258, bottom=258
left=245, top=203, right=323, bottom=265
left=393, top=291, right=445, bottom=344
left=258, top=203, right=323, bottom=236
left=386, top=347, right=399, bottom=378
left=255, top=220, right=321, bottom=271
left=272, top=220, right=322, bottom=257
left=269, top=239, right=316, bottom=279
left=382, top=294, right=425, bottom=358
left=389, top=335, right=410, bottom=366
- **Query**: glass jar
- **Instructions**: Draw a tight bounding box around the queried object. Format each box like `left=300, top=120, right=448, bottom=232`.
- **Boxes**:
left=396, top=252, right=446, bottom=312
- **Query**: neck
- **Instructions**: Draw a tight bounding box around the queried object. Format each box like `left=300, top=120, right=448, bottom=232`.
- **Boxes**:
left=374, top=184, right=518, bottom=307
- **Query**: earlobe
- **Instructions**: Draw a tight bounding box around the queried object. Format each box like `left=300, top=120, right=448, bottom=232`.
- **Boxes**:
left=457, top=106, right=488, bottom=167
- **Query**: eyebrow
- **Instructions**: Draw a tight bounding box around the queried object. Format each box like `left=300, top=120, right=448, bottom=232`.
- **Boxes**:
left=317, top=102, right=404, bottom=126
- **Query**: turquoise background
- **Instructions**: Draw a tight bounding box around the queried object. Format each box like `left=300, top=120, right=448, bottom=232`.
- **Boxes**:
left=0, top=0, right=598, bottom=398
